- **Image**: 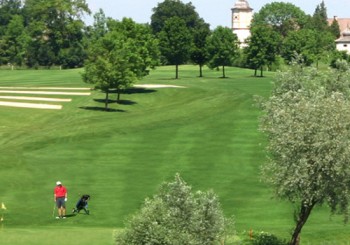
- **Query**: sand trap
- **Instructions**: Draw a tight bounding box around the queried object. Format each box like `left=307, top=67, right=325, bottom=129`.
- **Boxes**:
left=134, top=84, right=186, bottom=89
left=0, top=86, right=91, bottom=90
left=0, top=96, right=72, bottom=102
left=0, top=101, right=62, bottom=110
left=0, top=90, right=91, bottom=96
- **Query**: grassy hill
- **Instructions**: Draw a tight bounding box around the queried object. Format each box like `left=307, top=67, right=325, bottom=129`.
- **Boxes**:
left=0, top=66, right=348, bottom=244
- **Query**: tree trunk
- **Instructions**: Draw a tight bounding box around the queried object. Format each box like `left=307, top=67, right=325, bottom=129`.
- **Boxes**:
left=175, top=64, right=179, bottom=79
left=116, top=89, right=121, bottom=102
left=254, top=69, right=257, bottom=77
left=290, top=201, right=316, bottom=245
left=199, top=64, right=203, bottom=77
left=222, top=65, right=225, bottom=78
left=105, top=90, right=109, bottom=110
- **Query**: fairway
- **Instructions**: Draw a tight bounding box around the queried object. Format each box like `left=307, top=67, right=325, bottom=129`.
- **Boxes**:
left=0, top=66, right=349, bottom=244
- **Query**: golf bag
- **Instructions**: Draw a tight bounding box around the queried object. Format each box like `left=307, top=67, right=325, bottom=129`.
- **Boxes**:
left=72, top=194, right=90, bottom=214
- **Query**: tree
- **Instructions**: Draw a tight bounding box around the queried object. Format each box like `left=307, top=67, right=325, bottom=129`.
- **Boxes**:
left=150, top=0, right=203, bottom=34
left=329, top=18, right=341, bottom=39
left=245, top=24, right=280, bottom=77
left=83, top=18, right=159, bottom=110
left=251, top=2, right=308, bottom=37
left=259, top=60, right=350, bottom=245
left=310, top=0, right=328, bottom=32
left=116, top=174, right=233, bottom=245
left=23, top=0, right=90, bottom=67
left=158, top=16, right=192, bottom=79
left=190, top=22, right=211, bottom=77
left=207, top=26, right=239, bottom=78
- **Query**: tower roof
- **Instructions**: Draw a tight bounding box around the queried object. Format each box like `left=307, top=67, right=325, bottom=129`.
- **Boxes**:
left=232, top=0, right=253, bottom=11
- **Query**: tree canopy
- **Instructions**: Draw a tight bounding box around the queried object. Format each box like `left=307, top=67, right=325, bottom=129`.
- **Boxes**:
left=207, top=26, right=239, bottom=78
left=259, top=59, right=350, bottom=245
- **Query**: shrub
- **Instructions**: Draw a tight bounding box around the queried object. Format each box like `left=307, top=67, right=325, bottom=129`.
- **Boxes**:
left=116, top=173, right=234, bottom=245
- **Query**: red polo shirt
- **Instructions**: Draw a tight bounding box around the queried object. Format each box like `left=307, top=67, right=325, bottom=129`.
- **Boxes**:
left=54, top=185, right=67, bottom=198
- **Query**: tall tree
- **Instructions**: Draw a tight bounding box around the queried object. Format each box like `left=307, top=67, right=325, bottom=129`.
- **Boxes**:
left=23, top=0, right=90, bottom=68
left=150, top=0, right=202, bottom=34
left=329, top=18, right=341, bottom=38
left=251, top=2, right=308, bottom=37
left=190, top=22, right=211, bottom=77
left=310, top=1, right=328, bottom=32
left=245, top=24, right=280, bottom=77
left=206, top=26, right=239, bottom=78
left=259, top=60, right=350, bottom=245
left=158, top=16, right=192, bottom=79
left=83, top=18, right=159, bottom=110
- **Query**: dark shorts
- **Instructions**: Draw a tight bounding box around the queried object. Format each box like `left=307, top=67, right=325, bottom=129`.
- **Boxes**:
left=56, top=197, right=66, bottom=208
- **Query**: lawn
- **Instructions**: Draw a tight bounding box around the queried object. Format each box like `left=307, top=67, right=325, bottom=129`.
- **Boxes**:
left=0, top=65, right=349, bottom=244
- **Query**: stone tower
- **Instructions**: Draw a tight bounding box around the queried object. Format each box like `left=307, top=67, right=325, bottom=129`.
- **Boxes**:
left=231, top=0, right=253, bottom=46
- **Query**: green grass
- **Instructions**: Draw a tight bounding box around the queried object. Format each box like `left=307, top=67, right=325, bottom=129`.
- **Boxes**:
left=0, top=65, right=349, bottom=244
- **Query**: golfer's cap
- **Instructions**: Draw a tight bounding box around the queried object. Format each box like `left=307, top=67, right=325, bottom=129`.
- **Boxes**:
left=56, top=181, right=62, bottom=186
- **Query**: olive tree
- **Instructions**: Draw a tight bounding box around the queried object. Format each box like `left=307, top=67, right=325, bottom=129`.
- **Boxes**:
left=259, top=60, right=350, bottom=245
left=116, top=174, right=234, bottom=245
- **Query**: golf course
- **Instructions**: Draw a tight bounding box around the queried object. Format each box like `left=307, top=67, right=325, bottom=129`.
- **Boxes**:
left=0, top=65, right=349, bottom=244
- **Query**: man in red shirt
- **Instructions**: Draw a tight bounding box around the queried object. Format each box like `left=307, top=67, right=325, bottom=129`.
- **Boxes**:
left=54, top=181, right=68, bottom=219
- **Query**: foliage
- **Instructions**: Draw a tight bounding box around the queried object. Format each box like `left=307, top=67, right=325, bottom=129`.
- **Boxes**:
left=190, top=21, right=211, bottom=77
left=245, top=24, right=280, bottom=76
left=150, top=0, right=203, bottom=34
left=248, top=231, right=287, bottom=245
left=251, top=2, right=308, bottom=37
left=116, top=174, right=232, bottom=245
left=23, top=0, right=90, bottom=68
left=259, top=60, right=350, bottom=244
left=158, top=16, right=192, bottom=79
left=207, top=26, right=239, bottom=78
left=83, top=18, right=159, bottom=109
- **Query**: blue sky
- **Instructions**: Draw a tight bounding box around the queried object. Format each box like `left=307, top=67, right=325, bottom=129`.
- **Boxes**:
left=84, top=0, right=350, bottom=28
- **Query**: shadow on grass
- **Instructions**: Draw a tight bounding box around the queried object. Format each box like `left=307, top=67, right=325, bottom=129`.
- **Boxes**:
left=121, top=87, right=157, bottom=94
left=64, top=214, right=77, bottom=218
left=79, top=106, right=126, bottom=112
left=93, top=98, right=136, bottom=106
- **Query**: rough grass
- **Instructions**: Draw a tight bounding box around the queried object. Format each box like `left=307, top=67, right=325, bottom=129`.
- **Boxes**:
left=0, top=65, right=349, bottom=244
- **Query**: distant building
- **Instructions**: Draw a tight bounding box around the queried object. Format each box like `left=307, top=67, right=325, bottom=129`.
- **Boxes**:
left=335, top=27, right=350, bottom=53
left=231, top=0, right=253, bottom=47
left=329, top=17, right=350, bottom=53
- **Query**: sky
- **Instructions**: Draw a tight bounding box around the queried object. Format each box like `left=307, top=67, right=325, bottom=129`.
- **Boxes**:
left=83, top=0, right=350, bottom=28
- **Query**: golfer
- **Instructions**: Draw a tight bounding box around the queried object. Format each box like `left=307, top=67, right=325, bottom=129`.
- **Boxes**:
left=54, top=181, right=67, bottom=219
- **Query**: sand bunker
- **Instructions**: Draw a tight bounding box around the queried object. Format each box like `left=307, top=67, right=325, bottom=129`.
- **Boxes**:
left=133, top=84, right=186, bottom=89
left=0, top=101, right=62, bottom=110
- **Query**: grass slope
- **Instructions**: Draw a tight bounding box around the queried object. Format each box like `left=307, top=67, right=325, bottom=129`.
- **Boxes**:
left=0, top=66, right=348, bottom=244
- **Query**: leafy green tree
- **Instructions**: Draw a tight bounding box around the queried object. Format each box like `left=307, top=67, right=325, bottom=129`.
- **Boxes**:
left=207, top=26, right=239, bottom=78
left=310, top=0, right=328, bottom=32
left=83, top=18, right=159, bottom=110
left=251, top=2, right=308, bottom=37
left=116, top=174, right=233, bottom=245
left=0, top=0, right=22, bottom=35
left=259, top=60, right=350, bottom=245
left=150, top=0, right=203, bottom=34
left=329, top=18, right=341, bottom=38
left=158, top=16, right=192, bottom=79
left=4, top=14, right=28, bottom=65
left=190, top=22, right=211, bottom=77
left=23, top=0, right=90, bottom=67
left=245, top=24, right=280, bottom=77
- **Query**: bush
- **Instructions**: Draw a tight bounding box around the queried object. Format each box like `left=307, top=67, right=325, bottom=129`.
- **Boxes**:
left=251, top=231, right=287, bottom=245
left=116, top=173, right=234, bottom=245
